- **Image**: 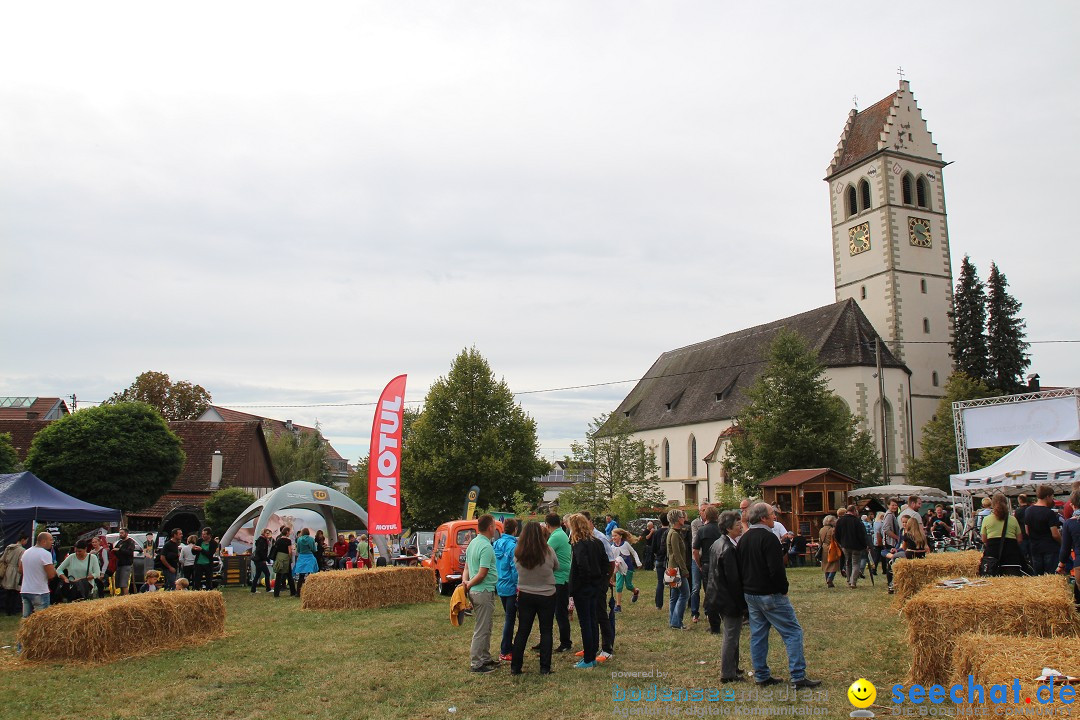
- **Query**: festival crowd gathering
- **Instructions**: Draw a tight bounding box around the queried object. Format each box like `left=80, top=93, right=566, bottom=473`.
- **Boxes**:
left=2, top=485, right=1077, bottom=686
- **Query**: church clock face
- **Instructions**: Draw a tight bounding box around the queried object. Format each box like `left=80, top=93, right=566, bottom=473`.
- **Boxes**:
left=848, top=222, right=870, bottom=255
left=908, top=217, right=932, bottom=247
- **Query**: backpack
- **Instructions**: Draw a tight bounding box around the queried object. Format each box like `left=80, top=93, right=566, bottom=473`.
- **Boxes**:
left=652, top=528, right=668, bottom=562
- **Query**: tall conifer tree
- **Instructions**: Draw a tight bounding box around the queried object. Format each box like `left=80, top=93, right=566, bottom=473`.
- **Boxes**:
left=986, top=262, right=1030, bottom=394
left=950, top=255, right=989, bottom=384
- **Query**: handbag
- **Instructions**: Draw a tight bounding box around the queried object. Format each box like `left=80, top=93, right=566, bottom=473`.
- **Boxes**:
left=664, top=566, right=682, bottom=588
left=978, top=513, right=1008, bottom=577
left=826, top=538, right=842, bottom=564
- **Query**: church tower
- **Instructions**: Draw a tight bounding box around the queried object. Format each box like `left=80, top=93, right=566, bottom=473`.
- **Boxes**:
left=825, top=79, right=954, bottom=477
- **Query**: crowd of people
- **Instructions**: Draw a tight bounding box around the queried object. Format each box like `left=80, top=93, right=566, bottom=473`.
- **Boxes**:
left=459, top=504, right=823, bottom=687
left=249, top=527, right=377, bottom=597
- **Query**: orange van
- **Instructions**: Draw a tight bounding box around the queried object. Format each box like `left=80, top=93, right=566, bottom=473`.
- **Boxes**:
left=422, top=519, right=503, bottom=594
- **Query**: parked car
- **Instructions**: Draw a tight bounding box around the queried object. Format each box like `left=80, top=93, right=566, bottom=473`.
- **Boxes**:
left=422, top=519, right=504, bottom=595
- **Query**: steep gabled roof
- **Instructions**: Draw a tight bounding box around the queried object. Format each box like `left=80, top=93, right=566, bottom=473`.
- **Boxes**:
left=0, top=420, right=54, bottom=461
left=826, top=80, right=944, bottom=179
left=612, top=299, right=907, bottom=433
left=759, top=468, right=856, bottom=488
left=167, top=421, right=279, bottom=493
left=199, top=406, right=346, bottom=463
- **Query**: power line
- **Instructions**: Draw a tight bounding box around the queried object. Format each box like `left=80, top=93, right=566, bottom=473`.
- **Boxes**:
left=69, top=336, right=1080, bottom=410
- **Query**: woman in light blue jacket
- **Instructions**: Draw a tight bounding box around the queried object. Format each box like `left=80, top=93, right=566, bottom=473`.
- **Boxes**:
left=492, top=518, right=519, bottom=661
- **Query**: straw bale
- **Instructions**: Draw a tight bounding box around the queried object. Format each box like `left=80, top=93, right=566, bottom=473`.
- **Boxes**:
left=16, top=591, right=226, bottom=663
left=891, top=551, right=982, bottom=606
left=300, top=567, right=436, bottom=611
left=951, top=633, right=1080, bottom=712
left=902, top=574, right=1079, bottom=686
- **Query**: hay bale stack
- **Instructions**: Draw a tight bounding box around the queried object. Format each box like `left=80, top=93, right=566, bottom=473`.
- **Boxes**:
left=16, top=591, right=226, bottom=663
left=902, top=574, right=1079, bottom=686
left=301, top=567, right=436, bottom=611
left=951, top=633, right=1080, bottom=712
left=892, top=551, right=982, bottom=605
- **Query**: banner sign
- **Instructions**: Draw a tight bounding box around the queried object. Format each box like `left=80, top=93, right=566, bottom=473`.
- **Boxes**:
left=961, top=396, right=1080, bottom=449
left=368, top=374, right=407, bottom=535
left=463, top=485, right=480, bottom=520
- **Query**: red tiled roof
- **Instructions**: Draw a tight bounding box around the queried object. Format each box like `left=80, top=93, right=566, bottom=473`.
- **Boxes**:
left=0, top=419, right=53, bottom=461
left=127, top=492, right=211, bottom=519
left=831, top=92, right=896, bottom=176
left=204, top=406, right=346, bottom=462
left=759, top=468, right=856, bottom=487
left=168, top=421, right=279, bottom=493
left=0, top=397, right=69, bottom=421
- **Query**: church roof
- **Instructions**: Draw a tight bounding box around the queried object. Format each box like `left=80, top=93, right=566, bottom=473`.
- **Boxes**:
left=611, top=299, right=908, bottom=433
left=828, top=93, right=897, bottom=177
left=826, top=80, right=944, bottom=179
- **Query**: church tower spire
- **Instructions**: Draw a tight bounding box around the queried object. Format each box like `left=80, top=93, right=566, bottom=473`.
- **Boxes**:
left=825, top=79, right=954, bottom=479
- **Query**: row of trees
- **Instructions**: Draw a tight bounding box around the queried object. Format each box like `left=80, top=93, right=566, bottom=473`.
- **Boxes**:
left=951, top=256, right=1031, bottom=394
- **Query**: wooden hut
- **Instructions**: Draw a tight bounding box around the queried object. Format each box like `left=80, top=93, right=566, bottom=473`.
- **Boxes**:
left=759, top=468, right=857, bottom=540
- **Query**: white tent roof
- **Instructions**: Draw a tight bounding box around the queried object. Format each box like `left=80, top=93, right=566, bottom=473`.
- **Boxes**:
left=950, top=438, right=1080, bottom=493
left=848, top=484, right=950, bottom=502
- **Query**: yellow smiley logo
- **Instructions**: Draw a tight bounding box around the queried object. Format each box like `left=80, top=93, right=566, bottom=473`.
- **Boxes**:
left=848, top=678, right=876, bottom=708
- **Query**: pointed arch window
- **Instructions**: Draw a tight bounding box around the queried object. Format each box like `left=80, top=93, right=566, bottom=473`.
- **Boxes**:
left=846, top=185, right=858, bottom=217
left=916, top=176, right=930, bottom=209
left=901, top=173, right=914, bottom=205
left=663, top=439, right=670, bottom=479
left=859, top=179, right=872, bottom=212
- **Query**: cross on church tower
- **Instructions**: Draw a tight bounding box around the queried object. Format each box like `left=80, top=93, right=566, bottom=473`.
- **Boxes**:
left=897, top=66, right=905, bottom=82
left=852, top=94, right=858, bottom=109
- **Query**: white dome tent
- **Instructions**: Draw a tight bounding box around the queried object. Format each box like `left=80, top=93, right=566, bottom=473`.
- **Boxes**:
left=219, top=481, right=391, bottom=560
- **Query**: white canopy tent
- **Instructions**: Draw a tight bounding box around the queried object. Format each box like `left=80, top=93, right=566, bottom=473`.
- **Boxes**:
left=848, top=484, right=951, bottom=503
left=219, top=481, right=391, bottom=560
left=950, top=438, right=1080, bottom=495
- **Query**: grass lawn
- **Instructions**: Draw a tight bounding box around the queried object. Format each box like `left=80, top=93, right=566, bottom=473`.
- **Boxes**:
left=0, top=567, right=909, bottom=719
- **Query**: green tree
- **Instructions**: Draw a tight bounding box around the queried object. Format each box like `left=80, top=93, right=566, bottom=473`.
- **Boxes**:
left=559, top=413, right=666, bottom=516
left=724, top=330, right=881, bottom=491
left=909, top=373, right=999, bottom=491
left=950, top=255, right=989, bottom=384
left=0, top=432, right=20, bottom=474
left=203, top=487, right=257, bottom=536
left=401, top=347, right=548, bottom=528
left=986, top=262, right=1030, bottom=394
left=25, top=402, right=185, bottom=513
left=265, top=427, right=330, bottom=485
left=105, top=370, right=213, bottom=420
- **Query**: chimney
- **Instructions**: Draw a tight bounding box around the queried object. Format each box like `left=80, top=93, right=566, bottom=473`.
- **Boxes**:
left=210, top=450, right=223, bottom=489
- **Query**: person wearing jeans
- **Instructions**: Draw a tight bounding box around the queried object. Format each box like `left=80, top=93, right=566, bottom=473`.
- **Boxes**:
left=651, top=515, right=669, bottom=609
left=510, top=521, right=559, bottom=675
left=493, top=519, right=519, bottom=661
left=545, top=514, right=573, bottom=652
left=736, top=502, right=821, bottom=688
left=666, top=509, right=690, bottom=629
left=1024, top=484, right=1063, bottom=576
left=250, top=528, right=273, bottom=593
left=688, top=502, right=708, bottom=621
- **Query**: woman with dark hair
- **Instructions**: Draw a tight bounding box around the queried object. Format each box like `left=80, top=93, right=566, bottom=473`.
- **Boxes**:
left=272, top=527, right=296, bottom=597
left=982, top=492, right=1028, bottom=576
left=509, top=521, right=559, bottom=674
left=567, top=514, right=607, bottom=669
left=313, top=530, right=327, bottom=570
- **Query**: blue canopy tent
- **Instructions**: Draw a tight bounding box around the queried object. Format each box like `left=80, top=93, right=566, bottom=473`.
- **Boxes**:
left=0, top=471, right=122, bottom=548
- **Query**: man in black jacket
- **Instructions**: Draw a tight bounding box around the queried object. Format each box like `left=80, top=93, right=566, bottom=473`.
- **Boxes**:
left=651, top=514, right=669, bottom=610
left=704, top=511, right=746, bottom=682
left=736, top=502, right=820, bottom=689
left=250, top=528, right=273, bottom=593
left=113, top=528, right=138, bottom=595
left=834, top=504, right=869, bottom=588
left=158, top=528, right=183, bottom=591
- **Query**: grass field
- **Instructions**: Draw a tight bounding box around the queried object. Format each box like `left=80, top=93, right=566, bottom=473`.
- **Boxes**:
left=0, top=566, right=910, bottom=720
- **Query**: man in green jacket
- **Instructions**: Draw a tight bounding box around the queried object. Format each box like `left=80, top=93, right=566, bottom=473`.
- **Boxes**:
left=666, top=509, right=690, bottom=629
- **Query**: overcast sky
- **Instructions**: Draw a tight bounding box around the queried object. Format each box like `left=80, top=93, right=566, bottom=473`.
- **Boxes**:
left=2, top=2, right=1077, bottom=466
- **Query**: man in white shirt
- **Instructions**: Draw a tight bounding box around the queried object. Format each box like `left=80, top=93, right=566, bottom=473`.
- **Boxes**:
left=19, top=532, right=57, bottom=618
left=899, top=495, right=923, bottom=526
